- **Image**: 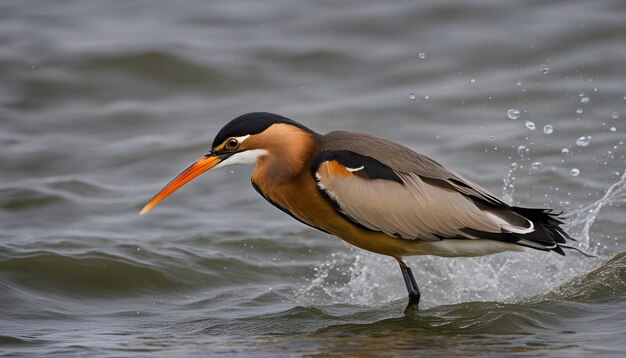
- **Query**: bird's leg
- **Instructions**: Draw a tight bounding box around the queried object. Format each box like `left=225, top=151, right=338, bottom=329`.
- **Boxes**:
left=398, top=259, right=420, bottom=310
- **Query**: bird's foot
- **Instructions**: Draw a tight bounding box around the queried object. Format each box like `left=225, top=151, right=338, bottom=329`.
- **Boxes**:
left=404, top=291, right=420, bottom=312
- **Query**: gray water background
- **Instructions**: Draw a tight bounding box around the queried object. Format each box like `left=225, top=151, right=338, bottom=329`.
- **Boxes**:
left=1, top=0, right=625, bottom=356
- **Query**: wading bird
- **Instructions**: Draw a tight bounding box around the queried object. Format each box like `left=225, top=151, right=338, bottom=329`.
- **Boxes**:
left=141, top=112, right=580, bottom=309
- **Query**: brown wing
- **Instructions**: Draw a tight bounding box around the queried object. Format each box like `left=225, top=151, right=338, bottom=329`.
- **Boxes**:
left=313, top=132, right=536, bottom=242
left=320, top=131, right=505, bottom=206
left=314, top=157, right=507, bottom=241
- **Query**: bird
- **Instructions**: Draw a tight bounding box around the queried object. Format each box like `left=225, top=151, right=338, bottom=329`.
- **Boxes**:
left=140, top=112, right=582, bottom=310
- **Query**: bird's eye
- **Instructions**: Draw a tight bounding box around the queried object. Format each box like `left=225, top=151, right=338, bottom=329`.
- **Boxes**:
left=226, top=138, right=239, bottom=150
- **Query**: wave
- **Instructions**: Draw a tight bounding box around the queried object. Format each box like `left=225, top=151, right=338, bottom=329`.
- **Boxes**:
left=0, top=176, right=120, bottom=211
left=71, top=50, right=234, bottom=89
left=178, top=252, right=624, bottom=342
left=548, top=251, right=626, bottom=302
left=0, top=250, right=187, bottom=297
left=0, top=335, right=49, bottom=347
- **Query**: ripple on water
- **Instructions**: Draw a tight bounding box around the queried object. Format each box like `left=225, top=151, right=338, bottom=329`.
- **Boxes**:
left=77, top=51, right=231, bottom=87
left=0, top=251, right=193, bottom=297
left=0, top=176, right=122, bottom=211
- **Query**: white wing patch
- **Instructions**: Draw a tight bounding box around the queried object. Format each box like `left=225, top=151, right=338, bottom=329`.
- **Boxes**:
left=484, top=211, right=535, bottom=234
left=346, top=165, right=365, bottom=173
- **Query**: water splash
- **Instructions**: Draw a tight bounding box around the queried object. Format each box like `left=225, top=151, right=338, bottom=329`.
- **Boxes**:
left=502, top=162, right=518, bottom=205
left=525, top=120, right=536, bottom=130
left=543, top=125, right=554, bottom=134
left=296, top=253, right=397, bottom=306
left=562, top=170, right=626, bottom=252
left=517, top=145, right=528, bottom=156
left=576, top=136, right=591, bottom=147
left=507, top=108, right=521, bottom=120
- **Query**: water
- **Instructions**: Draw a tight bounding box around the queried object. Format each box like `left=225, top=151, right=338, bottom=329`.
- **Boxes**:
left=531, top=161, right=542, bottom=170
left=1, top=0, right=626, bottom=356
left=543, top=124, right=554, bottom=134
left=577, top=136, right=592, bottom=147
left=507, top=108, right=521, bottom=120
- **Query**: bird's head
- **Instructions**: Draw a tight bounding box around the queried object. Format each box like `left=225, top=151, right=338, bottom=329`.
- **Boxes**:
left=140, top=112, right=316, bottom=215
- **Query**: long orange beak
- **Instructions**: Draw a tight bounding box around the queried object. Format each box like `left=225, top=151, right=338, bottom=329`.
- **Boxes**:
left=139, top=155, right=221, bottom=215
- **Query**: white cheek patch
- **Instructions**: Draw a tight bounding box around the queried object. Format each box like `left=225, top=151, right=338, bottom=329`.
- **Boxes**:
left=214, top=149, right=269, bottom=169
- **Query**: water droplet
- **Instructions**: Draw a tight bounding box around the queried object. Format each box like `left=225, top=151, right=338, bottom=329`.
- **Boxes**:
left=576, top=108, right=583, bottom=114
left=562, top=148, right=570, bottom=154
left=507, top=108, right=521, bottom=120
left=516, top=80, right=522, bottom=86
left=517, top=145, right=528, bottom=155
left=576, top=136, right=591, bottom=147
left=531, top=161, right=542, bottom=170
left=424, top=95, right=429, bottom=100
left=408, top=93, right=416, bottom=100
left=543, top=125, right=554, bottom=134
left=525, top=120, right=536, bottom=130
left=570, top=168, right=580, bottom=176
left=488, top=135, right=494, bottom=140
left=470, top=78, right=476, bottom=84
left=580, top=96, right=590, bottom=104
left=418, top=52, right=426, bottom=59
left=611, top=111, right=620, bottom=119
left=540, top=65, right=549, bottom=75
left=610, top=127, right=616, bottom=132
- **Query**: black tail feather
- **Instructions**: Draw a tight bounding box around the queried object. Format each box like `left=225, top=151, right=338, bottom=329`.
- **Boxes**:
left=460, top=205, right=590, bottom=257
left=511, top=206, right=586, bottom=256
left=560, top=244, right=596, bottom=258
